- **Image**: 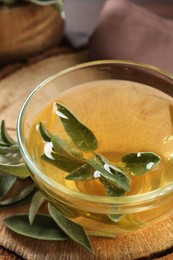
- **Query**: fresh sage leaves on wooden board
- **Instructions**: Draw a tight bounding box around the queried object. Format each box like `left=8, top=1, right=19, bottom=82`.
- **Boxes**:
left=0, top=101, right=160, bottom=253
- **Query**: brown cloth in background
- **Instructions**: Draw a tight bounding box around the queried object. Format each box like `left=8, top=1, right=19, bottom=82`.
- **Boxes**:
left=89, top=0, right=173, bottom=73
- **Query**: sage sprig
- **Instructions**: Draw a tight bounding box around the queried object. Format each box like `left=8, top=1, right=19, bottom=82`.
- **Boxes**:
left=56, top=103, right=98, bottom=152
left=40, top=102, right=160, bottom=200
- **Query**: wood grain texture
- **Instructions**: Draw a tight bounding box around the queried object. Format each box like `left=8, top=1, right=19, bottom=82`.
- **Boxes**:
left=0, top=4, right=64, bottom=66
left=1, top=52, right=173, bottom=259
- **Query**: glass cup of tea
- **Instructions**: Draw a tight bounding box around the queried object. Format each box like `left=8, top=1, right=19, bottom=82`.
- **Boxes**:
left=17, top=60, right=173, bottom=236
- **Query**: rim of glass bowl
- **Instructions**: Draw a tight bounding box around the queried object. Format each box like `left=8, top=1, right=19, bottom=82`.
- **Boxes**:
left=17, top=60, right=173, bottom=206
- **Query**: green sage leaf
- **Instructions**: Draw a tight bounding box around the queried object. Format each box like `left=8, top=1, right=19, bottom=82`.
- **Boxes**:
left=0, top=120, right=16, bottom=145
left=0, top=162, right=30, bottom=179
left=100, top=177, right=124, bottom=222
left=39, top=122, right=52, bottom=142
left=100, top=177, right=126, bottom=197
left=52, top=134, right=83, bottom=159
left=3, top=214, right=68, bottom=241
left=88, top=154, right=130, bottom=191
left=0, top=175, right=16, bottom=199
left=42, top=152, right=85, bottom=173
left=47, top=195, right=80, bottom=218
left=48, top=203, right=94, bottom=253
left=29, top=191, right=46, bottom=225
left=66, top=163, right=95, bottom=181
left=0, top=184, right=35, bottom=206
left=56, top=102, right=98, bottom=152
left=121, top=152, right=161, bottom=176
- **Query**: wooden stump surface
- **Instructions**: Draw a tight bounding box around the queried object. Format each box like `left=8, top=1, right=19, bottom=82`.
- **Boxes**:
left=1, top=51, right=173, bottom=260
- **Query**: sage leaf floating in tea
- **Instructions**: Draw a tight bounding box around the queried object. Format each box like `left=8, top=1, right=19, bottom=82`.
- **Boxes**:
left=3, top=214, right=68, bottom=241
left=65, top=163, right=95, bottom=181
left=122, top=152, right=161, bottom=176
left=56, top=102, right=98, bottom=152
left=42, top=152, right=85, bottom=173
left=100, top=177, right=125, bottom=222
left=88, top=154, right=130, bottom=192
left=52, top=134, right=83, bottom=159
left=29, top=191, right=46, bottom=225
left=100, top=177, right=126, bottom=197
left=39, top=122, right=52, bottom=142
left=48, top=203, right=94, bottom=253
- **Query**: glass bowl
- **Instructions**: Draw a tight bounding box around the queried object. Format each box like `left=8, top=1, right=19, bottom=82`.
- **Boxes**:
left=17, top=60, right=173, bottom=237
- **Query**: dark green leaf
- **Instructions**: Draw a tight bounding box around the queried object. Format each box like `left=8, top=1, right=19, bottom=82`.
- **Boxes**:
left=121, top=152, right=161, bottom=176
left=0, top=184, right=35, bottom=206
left=66, top=163, right=95, bottom=181
left=100, top=177, right=125, bottom=222
left=3, top=214, right=68, bottom=240
left=0, top=175, right=16, bottom=198
left=100, top=177, right=126, bottom=197
left=52, top=134, right=83, bottom=159
left=88, top=154, right=130, bottom=191
left=39, top=122, right=52, bottom=142
left=29, top=191, right=46, bottom=225
left=48, top=203, right=94, bottom=253
left=0, top=162, right=30, bottom=178
left=0, top=120, right=16, bottom=145
left=41, top=152, right=85, bottom=173
left=56, top=102, right=98, bottom=152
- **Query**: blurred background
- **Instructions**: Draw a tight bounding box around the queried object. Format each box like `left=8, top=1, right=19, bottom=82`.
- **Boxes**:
left=0, top=0, right=173, bottom=70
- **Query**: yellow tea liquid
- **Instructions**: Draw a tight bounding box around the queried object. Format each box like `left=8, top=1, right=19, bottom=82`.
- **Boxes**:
left=28, top=79, right=173, bottom=196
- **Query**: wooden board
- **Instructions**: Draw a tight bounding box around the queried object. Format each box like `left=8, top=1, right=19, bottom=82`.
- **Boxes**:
left=1, top=51, right=173, bottom=259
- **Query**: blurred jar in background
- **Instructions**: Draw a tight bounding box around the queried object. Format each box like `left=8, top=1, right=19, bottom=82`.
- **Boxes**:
left=64, top=0, right=105, bottom=47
